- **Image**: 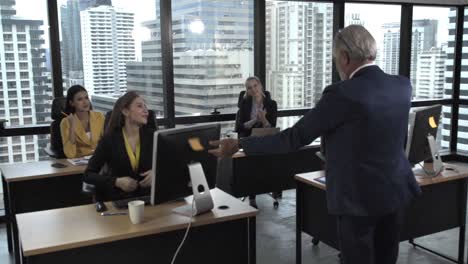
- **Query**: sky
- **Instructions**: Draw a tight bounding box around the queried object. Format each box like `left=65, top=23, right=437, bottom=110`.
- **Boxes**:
left=12, top=1, right=453, bottom=59
left=345, top=4, right=451, bottom=48
left=14, top=0, right=157, bottom=59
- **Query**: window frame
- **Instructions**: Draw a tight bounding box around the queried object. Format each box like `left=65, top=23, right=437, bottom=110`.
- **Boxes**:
left=0, top=0, right=464, bottom=157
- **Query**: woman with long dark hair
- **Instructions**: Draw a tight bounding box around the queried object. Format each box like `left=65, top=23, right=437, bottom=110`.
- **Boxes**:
left=60, top=85, right=105, bottom=158
left=84, top=91, right=155, bottom=201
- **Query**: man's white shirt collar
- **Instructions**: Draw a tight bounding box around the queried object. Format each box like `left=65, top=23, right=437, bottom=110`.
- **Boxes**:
left=349, top=63, right=375, bottom=79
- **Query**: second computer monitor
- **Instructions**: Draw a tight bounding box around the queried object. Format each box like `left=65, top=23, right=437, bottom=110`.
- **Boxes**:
left=406, top=104, right=442, bottom=165
left=150, top=123, right=220, bottom=205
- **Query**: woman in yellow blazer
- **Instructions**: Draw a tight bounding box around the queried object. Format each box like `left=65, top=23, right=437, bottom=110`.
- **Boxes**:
left=60, top=85, right=105, bottom=158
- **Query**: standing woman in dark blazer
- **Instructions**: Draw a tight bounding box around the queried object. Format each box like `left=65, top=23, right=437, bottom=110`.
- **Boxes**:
left=235, top=76, right=278, bottom=207
left=84, top=91, right=155, bottom=201
left=235, top=76, right=277, bottom=138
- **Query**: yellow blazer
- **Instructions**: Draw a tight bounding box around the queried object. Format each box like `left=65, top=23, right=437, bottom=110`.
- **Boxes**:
left=60, top=111, right=105, bottom=158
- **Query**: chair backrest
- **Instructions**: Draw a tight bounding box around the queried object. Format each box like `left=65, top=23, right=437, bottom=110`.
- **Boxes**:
left=49, top=97, right=67, bottom=158
left=104, top=109, right=158, bottom=132
left=51, top=97, right=67, bottom=121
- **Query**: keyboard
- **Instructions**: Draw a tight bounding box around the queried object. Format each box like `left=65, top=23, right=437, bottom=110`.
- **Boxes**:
left=112, top=195, right=151, bottom=209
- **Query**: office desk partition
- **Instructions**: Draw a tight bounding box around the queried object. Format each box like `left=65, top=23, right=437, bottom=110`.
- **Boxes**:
left=1, top=159, right=89, bottom=264
left=217, top=145, right=321, bottom=199
left=295, top=163, right=468, bottom=264
left=16, top=188, right=257, bottom=264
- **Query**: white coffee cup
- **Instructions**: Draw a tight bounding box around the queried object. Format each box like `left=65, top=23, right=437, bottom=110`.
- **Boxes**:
left=128, top=200, right=145, bottom=224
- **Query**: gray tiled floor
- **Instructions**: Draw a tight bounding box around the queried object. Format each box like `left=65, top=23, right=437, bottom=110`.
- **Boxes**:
left=0, top=190, right=465, bottom=263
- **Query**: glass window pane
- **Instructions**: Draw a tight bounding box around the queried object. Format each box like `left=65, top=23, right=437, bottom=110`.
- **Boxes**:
left=0, top=135, right=51, bottom=165
left=172, top=0, right=254, bottom=116
left=0, top=0, right=52, bottom=161
left=457, top=7, right=468, bottom=153
left=411, top=7, right=452, bottom=100
left=58, top=0, right=163, bottom=117
left=345, top=4, right=401, bottom=75
left=266, top=1, right=333, bottom=110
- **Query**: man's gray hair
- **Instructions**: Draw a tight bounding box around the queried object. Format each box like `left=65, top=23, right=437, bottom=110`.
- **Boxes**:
left=333, top=25, right=377, bottom=62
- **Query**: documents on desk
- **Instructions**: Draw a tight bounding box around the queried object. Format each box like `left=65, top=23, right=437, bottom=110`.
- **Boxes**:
left=67, top=155, right=91, bottom=166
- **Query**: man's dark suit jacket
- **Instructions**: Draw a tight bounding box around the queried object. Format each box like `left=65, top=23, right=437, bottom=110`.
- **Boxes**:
left=84, top=127, right=155, bottom=200
left=240, top=65, right=421, bottom=216
left=235, top=91, right=278, bottom=138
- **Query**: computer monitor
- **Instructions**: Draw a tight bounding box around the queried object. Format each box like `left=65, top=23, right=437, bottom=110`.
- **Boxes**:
left=405, top=105, right=442, bottom=174
left=150, top=123, right=220, bottom=205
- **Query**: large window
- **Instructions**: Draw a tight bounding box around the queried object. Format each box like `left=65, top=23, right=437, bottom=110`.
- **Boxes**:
left=345, top=4, right=401, bottom=75
left=410, top=6, right=452, bottom=101
left=172, top=0, right=254, bottom=116
left=58, top=0, right=163, bottom=116
left=0, top=0, right=51, bottom=164
left=266, top=1, right=333, bottom=118
left=457, top=7, right=468, bottom=153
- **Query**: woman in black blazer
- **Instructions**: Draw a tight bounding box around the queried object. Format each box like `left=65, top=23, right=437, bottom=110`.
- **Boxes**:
left=235, top=76, right=279, bottom=207
left=84, top=91, right=156, bottom=201
left=235, top=76, right=278, bottom=138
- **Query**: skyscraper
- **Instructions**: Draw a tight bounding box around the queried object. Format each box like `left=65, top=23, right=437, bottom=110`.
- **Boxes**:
left=127, top=0, right=253, bottom=117
left=60, top=0, right=113, bottom=88
left=266, top=2, right=333, bottom=128
left=443, top=9, right=468, bottom=152
left=0, top=0, right=50, bottom=163
left=345, top=13, right=365, bottom=26
left=81, top=5, right=136, bottom=95
left=415, top=47, right=446, bottom=99
left=381, top=20, right=437, bottom=90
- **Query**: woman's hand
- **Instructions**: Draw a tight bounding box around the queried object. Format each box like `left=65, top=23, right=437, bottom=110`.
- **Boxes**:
left=115, top=177, right=138, bottom=192
left=257, top=109, right=267, bottom=123
left=67, top=113, right=76, bottom=144
left=139, top=170, right=152, bottom=188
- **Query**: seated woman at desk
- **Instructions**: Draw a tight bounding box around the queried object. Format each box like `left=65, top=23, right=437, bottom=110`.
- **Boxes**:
left=235, top=76, right=277, bottom=138
left=84, top=91, right=155, bottom=201
left=60, top=85, right=105, bottom=158
left=235, top=76, right=278, bottom=208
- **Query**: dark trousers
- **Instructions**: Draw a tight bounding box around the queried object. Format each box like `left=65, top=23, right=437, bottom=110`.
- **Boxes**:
left=336, top=209, right=404, bottom=264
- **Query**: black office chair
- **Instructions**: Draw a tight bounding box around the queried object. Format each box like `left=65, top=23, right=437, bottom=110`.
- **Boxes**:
left=103, top=109, right=158, bottom=131
left=235, top=90, right=281, bottom=209
left=44, top=97, right=67, bottom=158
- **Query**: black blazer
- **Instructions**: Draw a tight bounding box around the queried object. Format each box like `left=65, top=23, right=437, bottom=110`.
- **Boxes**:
left=240, top=66, right=421, bottom=216
left=84, top=127, right=155, bottom=200
left=235, top=91, right=278, bottom=138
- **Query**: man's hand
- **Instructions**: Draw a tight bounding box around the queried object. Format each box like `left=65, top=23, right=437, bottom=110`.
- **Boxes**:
left=208, top=138, right=239, bottom=158
left=139, top=170, right=152, bottom=188
left=115, top=177, right=138, bottom=192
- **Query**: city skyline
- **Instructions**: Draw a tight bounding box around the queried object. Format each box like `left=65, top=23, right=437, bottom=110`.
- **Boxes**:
left=0, top=1, right=463, bottom=166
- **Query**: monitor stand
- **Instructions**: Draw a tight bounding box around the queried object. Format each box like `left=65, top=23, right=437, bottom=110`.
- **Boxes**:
left=173, top=162, right=214, bottom=217
left=415, top=135, right=444, bottom=177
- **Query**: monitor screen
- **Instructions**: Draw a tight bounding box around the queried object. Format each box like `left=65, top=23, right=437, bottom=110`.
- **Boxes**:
left=150, top=123, right=220, bottom=205
left=406, top=105, right=442, bottom=165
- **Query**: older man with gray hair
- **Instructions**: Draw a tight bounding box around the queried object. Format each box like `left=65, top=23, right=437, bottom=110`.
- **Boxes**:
left=210, top=25, right=420, bottom=264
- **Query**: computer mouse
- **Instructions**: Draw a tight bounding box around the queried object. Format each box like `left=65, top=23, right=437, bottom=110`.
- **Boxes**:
left=51, top=163, right=67, bottom=169
left=95, top=202, right=107, bottom=213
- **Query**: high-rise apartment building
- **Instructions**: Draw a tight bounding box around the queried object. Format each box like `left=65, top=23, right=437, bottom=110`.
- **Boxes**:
left=266, top=2, right=333, bottom=128
left=381, top=20, right=437, bottom=90
left=81, top=5, right=135, bottom=95
left=415, top=47, right=446, bottom=100
left=60, top=0, right=112, bottom=88
left=0, top=0, right=50, bottom=163
left=127, top=0, right=253, bottom=117
left=345, top=13, right=365, bottom=26
left=443, top=9, right=468, bottom=152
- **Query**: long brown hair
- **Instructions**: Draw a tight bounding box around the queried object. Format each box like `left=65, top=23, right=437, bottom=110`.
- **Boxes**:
left=105, top=91, right=140, bottom=135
